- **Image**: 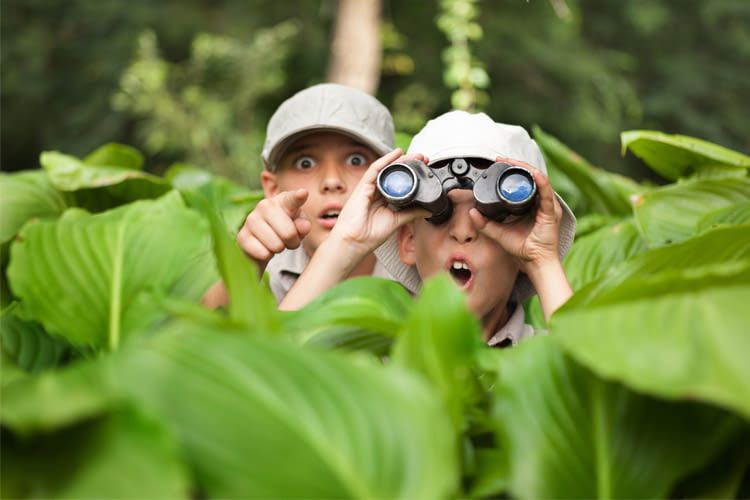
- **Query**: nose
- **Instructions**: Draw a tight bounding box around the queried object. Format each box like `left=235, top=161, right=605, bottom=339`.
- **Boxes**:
left=449, top=204, right=477, bottom=244
left=319, top=161, right=346, bottom=194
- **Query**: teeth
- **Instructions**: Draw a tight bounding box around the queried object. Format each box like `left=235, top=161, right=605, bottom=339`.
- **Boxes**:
left=322, top=211, right=340, bottom=218
left=451, top=261, right=469, bottom=270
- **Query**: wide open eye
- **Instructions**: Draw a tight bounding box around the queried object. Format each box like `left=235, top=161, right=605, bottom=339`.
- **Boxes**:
left=346, top=153, right=368, bottom=167
left=294, top=156, right=316, bottom=170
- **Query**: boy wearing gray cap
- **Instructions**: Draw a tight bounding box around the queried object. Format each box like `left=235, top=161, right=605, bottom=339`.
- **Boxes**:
left=280, top=111, right=577, bottom=346
left=203, top=83, right=408, bottom=306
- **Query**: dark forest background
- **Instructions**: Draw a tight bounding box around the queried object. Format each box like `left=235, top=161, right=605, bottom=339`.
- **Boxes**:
left=2, top=0, right=749, bottom=186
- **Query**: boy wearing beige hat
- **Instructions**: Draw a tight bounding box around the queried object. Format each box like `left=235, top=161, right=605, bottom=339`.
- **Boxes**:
left=280, top=111, right=577, bottom=345
left=203, top=83, right=410, bottom=307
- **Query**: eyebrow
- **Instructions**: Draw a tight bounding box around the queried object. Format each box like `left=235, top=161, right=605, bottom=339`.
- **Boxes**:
left=285, top=139, right=368, bottom=154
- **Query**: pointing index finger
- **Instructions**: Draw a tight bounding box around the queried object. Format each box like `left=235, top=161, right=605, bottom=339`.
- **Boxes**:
left=277, top=189, right=309, bottom=217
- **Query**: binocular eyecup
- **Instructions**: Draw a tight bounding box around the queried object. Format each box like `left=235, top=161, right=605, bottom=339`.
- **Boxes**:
left=376, top=158, right=537, bottom=225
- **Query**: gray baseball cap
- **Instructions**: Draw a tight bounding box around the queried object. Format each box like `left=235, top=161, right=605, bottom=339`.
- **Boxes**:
left=375, top=110, right=577, bottom=303
left=261, top=83, right=395, bottom=171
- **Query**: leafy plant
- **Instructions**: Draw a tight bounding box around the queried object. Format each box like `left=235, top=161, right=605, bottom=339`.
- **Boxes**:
left=1, top=131, right=748, bottom=498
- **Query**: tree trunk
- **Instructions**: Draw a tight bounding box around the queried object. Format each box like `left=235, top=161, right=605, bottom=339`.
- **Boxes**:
left=327, top=0, right=382, bottom=95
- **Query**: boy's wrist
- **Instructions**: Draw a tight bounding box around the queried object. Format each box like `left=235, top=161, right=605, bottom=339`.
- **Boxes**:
left=523, top=256, right=565, bottom=287
left=317, top=233, right=371, bottom=272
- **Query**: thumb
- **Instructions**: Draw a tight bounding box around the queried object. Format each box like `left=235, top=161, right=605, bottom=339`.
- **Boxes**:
left=277, top=189, right=308, bottom=217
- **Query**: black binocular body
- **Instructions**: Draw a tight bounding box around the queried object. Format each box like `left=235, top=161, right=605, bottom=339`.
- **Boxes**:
left=376, top=158, right=537, bottom=225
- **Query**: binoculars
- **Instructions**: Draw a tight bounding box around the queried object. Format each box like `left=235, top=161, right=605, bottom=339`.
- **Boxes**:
left=376, top=158, right=537, bottom=224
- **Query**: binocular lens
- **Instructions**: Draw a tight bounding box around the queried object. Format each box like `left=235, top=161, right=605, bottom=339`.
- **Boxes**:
left=498, top=171, right=534, bottom=203
left=379, top=166, right=416, bottom=199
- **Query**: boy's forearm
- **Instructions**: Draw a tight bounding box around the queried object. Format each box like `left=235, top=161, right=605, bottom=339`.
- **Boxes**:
left=278, top=235, right=369, bottom=311
left=525, top=259, right=573, bottom=323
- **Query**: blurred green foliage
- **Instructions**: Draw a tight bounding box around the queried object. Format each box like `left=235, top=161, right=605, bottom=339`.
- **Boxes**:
left=2, top=0, right=749, bottom=186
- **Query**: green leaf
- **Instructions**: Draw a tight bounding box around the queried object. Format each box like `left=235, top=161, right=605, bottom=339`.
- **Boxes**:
left=115, top=327, right=458, bottom=498
left=569, top=224, right=750, bottom=300
left=1, top=407, right=190, bottom=499
left=563, top=219, right=648, bottom=290
left=7, top=191, right=212, bottom=350
left=1, top=303, right=70, bottom=373
left=392, top=274, right=483, bottom=432
left=573, top=213, right=622, bottom=238
left=41, top=151, right=168, bottom=192
left=553, top=227, right=750, bottom=420
left=621, top=130, right=750, bottom=181
left=83, top=143, right=144, bottom=170
left=466, top=447, right=509, bottom=498
left=40, top=151, right=171, bottom=211
left=488, top=336, right=741, bottom=498
left=284, top=276, right=412, bottom=347
left=671, top=432, right=750, bottom=499
left=534, top=126, right=639, bottom=216
left=0, top=170, right=71, bottom=244
left=696, top=200, right=750, bottom=234
left=185, top=191, right=278, bottom=332
left=166, top=163, right=263, bottom=232
left=0, top=357, right=116, bottom=435
left=632, top=176, right=750, bottom=246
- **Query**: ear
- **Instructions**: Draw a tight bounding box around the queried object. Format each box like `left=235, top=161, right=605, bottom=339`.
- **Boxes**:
left=398, top=223, right=417, bottom=266
left=260, top=170, right=279, bottom=198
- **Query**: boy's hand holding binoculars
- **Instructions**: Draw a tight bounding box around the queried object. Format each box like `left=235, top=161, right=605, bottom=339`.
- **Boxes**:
left=468, top=158, right=564, bottom=275
left=327, top=148, right=431, bottom=257
left=236, top=189, right=311, bottom=271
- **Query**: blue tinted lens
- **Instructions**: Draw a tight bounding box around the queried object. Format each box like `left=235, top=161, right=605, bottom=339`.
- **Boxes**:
left=499, top=172, right=533, bottom=202
left=381, top=169, right=414, bottom=198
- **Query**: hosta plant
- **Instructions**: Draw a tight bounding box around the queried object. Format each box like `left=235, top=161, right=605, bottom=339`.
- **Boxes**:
left=1, top=132, right=748, bottom=498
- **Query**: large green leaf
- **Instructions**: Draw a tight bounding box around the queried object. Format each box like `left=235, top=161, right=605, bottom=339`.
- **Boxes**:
left=186, top=191, right=278, bottom=332
left=552, top=227, right=750, bottom=420
left=0, top=357, right=116, bottom=435
left=0, top=303, right=70, bottom=373
left=0, top=170, right=71, bottom=244
left=534, top=126, right=639, bottom=216
left=83, top=143, right=145, bottom=170
left=568, top=224, right=750, bottom=301
left=621, top=130, right=750, bottom=181
left=392, top=274, right=483, bottom=432
left=40, top=151, right=171, bottom=211
left=563, top=219, right=648, bottom=290
left=488, top=336, right=741, bottom=498
left=115, top=327, right=458, bottom=498
left=632, top=176, right=750, bottom=246
left=166, top=164, right=263, bottom=232
left=696, top=200, right=750, bottom=234
left=671, top=432, right=750, bottom=499
left=7, top=191, right=211, bottom=350
left=1, top=407, right=190, bottom=499
left=283, top=276, right=412, bottom=350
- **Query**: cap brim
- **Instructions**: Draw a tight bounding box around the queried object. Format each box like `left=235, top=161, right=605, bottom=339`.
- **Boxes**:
left=265, top=126, right=392, bottom=171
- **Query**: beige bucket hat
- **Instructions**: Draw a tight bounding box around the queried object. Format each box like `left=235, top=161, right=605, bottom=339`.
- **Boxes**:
left=262, top=83, right=395, bottom=171
left=374, top=110, right=577, bottom=303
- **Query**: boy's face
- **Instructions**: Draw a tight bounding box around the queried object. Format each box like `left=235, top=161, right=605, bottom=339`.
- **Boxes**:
left=398, top=189, right=520, bottom=322
left=261, top=131, right=379, bottom=255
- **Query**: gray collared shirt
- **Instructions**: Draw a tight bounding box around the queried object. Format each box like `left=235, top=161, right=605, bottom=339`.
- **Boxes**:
left=487, top=303, right=536, bottom=348
left=265, top=246, right=398, bottom=304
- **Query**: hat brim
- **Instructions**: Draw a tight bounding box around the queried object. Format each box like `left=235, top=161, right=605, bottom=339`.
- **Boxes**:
left=265, top=126, right=392, bottom=171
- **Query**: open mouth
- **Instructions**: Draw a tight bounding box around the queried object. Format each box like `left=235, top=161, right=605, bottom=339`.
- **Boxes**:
left=317, top=205, right=342, bottom=229
left=448, top=258, right=473, bottom=289
left=320, top=210, right=340, bottom=220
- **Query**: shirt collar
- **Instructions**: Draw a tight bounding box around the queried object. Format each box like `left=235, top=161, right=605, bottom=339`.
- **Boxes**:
left=487, top=303, right=534, bottom=348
